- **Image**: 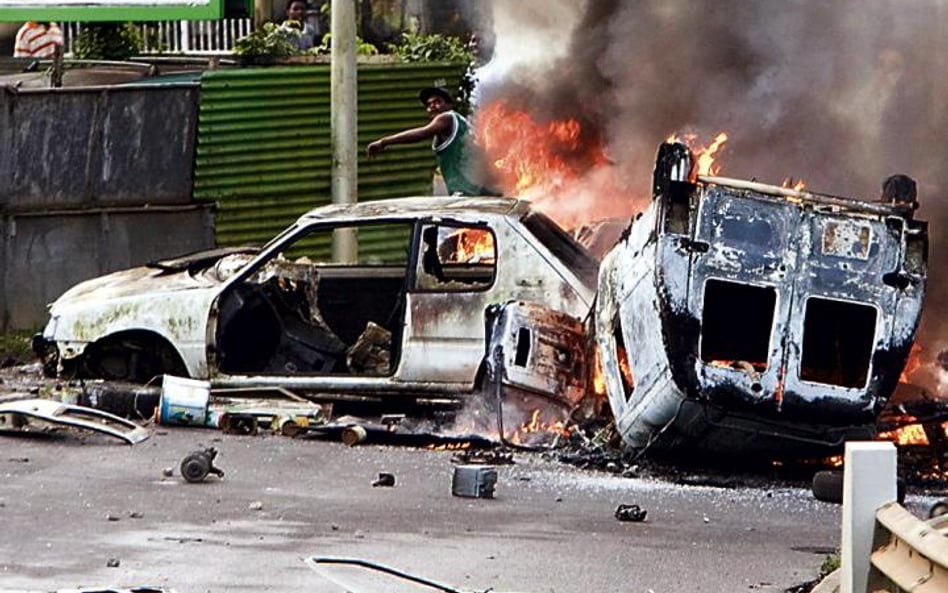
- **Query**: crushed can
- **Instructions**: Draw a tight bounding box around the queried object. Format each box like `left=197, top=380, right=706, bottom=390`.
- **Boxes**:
left=452, top=465, right=497, bottom=499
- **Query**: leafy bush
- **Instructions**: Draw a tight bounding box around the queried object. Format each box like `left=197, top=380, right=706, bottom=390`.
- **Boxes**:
left=234, top=22, right=302, bottom=58
left=73, top=23, right=143, bottom=60
left=311, top=33, right=379, bottom=56
left=389, top=32, right=473, bottom=63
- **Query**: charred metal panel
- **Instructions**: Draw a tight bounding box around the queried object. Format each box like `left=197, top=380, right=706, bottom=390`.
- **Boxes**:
left=598, top=163, right=928, bottom=457
left=3, top=206, right=214, bottom=331
left=0, top=84, right=199, bottom=208
left=486, top=300, right=586, bottom=406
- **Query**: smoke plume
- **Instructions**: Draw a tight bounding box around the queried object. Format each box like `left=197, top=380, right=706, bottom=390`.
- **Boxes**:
left=474, top=0, right=948, bottom=393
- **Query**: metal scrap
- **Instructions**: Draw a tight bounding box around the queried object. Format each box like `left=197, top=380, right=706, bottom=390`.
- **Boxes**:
left=0, top=398, right=149, bottom=444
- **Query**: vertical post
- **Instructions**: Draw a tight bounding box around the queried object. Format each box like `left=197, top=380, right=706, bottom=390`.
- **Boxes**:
left=179, top=20, right=190, bottom=53
left=253, top=0, right=274, bottom=29
left=840, top=441, right=897, bottom=593
left=331, top=0, right=358, bottom=263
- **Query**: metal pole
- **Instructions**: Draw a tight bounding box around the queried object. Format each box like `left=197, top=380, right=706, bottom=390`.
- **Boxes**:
left=331, top=0, right=358, bottom=263
left=253, top=0, right=273, bottom=29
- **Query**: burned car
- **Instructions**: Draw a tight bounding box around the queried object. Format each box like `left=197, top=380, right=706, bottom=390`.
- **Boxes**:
left=595, top=142, right=928, bottom=458
left=34, top=197, right=596, bottom=416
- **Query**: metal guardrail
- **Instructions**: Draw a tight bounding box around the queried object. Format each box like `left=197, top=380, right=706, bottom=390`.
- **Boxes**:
left=868, top=502, right=948, bottom=592
left=63, top=19, right=253, bottom=55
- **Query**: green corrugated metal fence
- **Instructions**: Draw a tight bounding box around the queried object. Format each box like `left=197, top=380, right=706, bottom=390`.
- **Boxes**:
left=194, top=62, right=467, bottom=250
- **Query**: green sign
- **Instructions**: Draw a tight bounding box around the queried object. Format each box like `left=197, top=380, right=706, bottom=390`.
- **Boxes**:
left=0, top=0, right=224, bottom=21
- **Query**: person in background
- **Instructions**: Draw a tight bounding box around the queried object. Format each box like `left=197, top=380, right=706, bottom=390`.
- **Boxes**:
left=366, top=86, right=500, bottom=197
left=282, top=0, right=319, bottom=51
left=14, top=21, right=64, bottom=58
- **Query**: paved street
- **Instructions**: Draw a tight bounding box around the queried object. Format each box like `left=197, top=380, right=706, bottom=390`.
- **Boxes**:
left=0, top=423, right=868, bottom=593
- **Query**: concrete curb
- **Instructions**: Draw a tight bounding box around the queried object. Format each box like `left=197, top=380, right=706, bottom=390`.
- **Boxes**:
left=810, top=569, right=839, bottom=593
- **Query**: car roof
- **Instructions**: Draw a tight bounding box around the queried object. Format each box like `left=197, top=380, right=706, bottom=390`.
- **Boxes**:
left=297, top=196, right=527, bottom=223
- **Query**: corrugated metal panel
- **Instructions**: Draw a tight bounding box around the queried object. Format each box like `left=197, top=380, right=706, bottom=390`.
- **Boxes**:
left=195, top=62, right=467, bottom=252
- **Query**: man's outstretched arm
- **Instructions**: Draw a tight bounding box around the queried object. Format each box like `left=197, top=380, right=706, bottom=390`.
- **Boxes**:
left=366, top=112, right=454, bottom=157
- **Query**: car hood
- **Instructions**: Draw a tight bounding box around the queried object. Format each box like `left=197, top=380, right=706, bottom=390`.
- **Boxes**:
left=51, top=252, right=248, bottom=308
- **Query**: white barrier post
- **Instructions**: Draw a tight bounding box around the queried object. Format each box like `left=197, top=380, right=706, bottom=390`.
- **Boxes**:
left=840, top=441, right=897, bottom=593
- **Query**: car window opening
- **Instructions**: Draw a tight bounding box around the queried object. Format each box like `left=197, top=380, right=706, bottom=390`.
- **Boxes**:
left=700, top=279, right=775, bottom=372
left=216, top=223, right=411, bottom=377
left=613, top=320, right=635, bottom=401
left=514, top=328, right=531, bottom=367
left=417, top=223, right=496, bottom=290
left=800, top=297, right=876, bottom=388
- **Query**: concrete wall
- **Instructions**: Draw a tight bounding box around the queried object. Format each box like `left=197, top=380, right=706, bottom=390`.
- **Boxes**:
left=0, top=83, right=215, bottom=331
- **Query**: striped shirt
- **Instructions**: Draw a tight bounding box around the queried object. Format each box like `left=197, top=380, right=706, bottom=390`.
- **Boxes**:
left=14, top=22, right=64, bottom=58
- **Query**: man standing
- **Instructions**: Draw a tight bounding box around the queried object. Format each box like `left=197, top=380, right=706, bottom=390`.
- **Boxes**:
left=366, top=86, right=498, bottom=197
left=14, top=21, right=64, bottom=58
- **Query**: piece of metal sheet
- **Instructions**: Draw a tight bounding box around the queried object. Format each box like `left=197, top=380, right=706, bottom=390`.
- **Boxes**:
left=0, top=398, right=150, bottom=444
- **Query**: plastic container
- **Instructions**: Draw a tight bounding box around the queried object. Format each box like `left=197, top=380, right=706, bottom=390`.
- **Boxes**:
left=157, top=375, right=211, bottom=426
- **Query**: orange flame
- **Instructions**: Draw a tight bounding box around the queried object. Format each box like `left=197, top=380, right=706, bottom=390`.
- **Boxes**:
left=694, top=132, right=728, bottom=178
left=781, top=177, right=807, bottom=191
left=507, top=409, right=572, bottom=445
left=878, top=423, right=930, bottom=446
left=477, top=100, right=609, bottom=197
left=900, top=342, right=922, bottom=384
left=446, top=228, right=495, bottom=264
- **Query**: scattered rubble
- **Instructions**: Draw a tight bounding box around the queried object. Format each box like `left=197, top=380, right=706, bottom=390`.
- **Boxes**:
left=614, top=504, right=647, bottom=522
left=179, top=447, right=225, bottom=483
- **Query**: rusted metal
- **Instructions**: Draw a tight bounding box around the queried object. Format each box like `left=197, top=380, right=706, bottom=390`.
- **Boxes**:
left=596, top=141, right=928, bottom=457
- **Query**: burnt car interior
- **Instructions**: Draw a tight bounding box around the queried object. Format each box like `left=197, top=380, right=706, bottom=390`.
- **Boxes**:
left=800, top=297, right=876, bottom=388
left=700, top=278, right=878, bottom=389
left=214, top=220, right=497, bottom=377
left=700, top=278, right=776, bottom=372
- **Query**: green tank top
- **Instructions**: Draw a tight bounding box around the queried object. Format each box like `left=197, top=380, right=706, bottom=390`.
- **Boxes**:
left=433, top=112, right=488, bottom=196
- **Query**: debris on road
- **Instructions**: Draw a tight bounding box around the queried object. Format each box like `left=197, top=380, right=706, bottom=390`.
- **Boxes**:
left=0, top=398, right=149, bottom=444
left=372, top=472, right=396, bottom=487
left=614, top=504, right=647, bottom=522
left=306, top=556, right=490, bottom=593
left=451, top=465, right=497, bottom=499
left=179, top=447, right=224, bottom=483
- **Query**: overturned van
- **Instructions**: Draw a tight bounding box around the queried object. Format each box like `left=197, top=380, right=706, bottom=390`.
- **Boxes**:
left=595, top=142, right=928, bottom=457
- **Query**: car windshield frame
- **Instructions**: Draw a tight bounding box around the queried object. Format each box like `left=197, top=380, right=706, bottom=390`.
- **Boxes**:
left=519, top=210, right=599, bottom=289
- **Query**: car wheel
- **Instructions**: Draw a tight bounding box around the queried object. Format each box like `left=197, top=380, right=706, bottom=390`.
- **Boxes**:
left=929, top=500, right=948, bottom=519
left=812, top=469, right=906, bottom=504
left=86, top=335, right=186, bottom=384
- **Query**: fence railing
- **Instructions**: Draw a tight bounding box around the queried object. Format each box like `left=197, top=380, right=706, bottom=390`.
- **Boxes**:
left=868, top=502, right=948, bottom=592
left=827, top=441, right=948, bottom=593
left=63, top=19, right=253, bottom=56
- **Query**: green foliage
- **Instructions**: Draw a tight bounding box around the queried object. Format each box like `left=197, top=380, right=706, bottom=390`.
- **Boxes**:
left=311, top=33, right=379, bottom=56
left=820, top=550, right=840, bottom=576
left=233, top=22, right=302, bottom=58
left=73, top=23, right=144, bottom=61
left=0, top=330, right=39, bottom=366
left=389, top=31, right=473, bottom=63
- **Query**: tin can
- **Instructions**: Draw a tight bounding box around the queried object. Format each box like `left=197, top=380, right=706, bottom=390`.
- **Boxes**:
left=452, top=465, right=497, bottom=499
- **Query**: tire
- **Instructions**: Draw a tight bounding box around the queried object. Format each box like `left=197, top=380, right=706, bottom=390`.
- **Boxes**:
left=812, top=469, right=906, bottom=504
left=929, top=500, right=948, bottom=519
left=812, top=470, right=844, bottom=503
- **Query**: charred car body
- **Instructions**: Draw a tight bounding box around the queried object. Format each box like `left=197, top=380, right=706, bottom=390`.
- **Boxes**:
left=34, top=197, right=596, bottom=418
left=596, top=142, right=928, bottom=457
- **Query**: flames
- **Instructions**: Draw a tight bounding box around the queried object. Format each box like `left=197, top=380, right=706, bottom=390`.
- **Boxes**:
left=900, top=342, right=923, bottom=384
left=477, top=100, right=609, bottom=197
left=507, top=409, right=572, bottom=445
left=878, top=423, right=931, bottom=446
left=446, top=228, right=496, bottom=264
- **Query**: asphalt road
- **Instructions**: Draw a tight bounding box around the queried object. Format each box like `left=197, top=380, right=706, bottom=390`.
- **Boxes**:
left=0, top=424, right=908, bottom=593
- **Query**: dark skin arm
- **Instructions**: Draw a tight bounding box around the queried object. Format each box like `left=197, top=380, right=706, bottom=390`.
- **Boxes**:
left=366, top=112, right=454, bottom=157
